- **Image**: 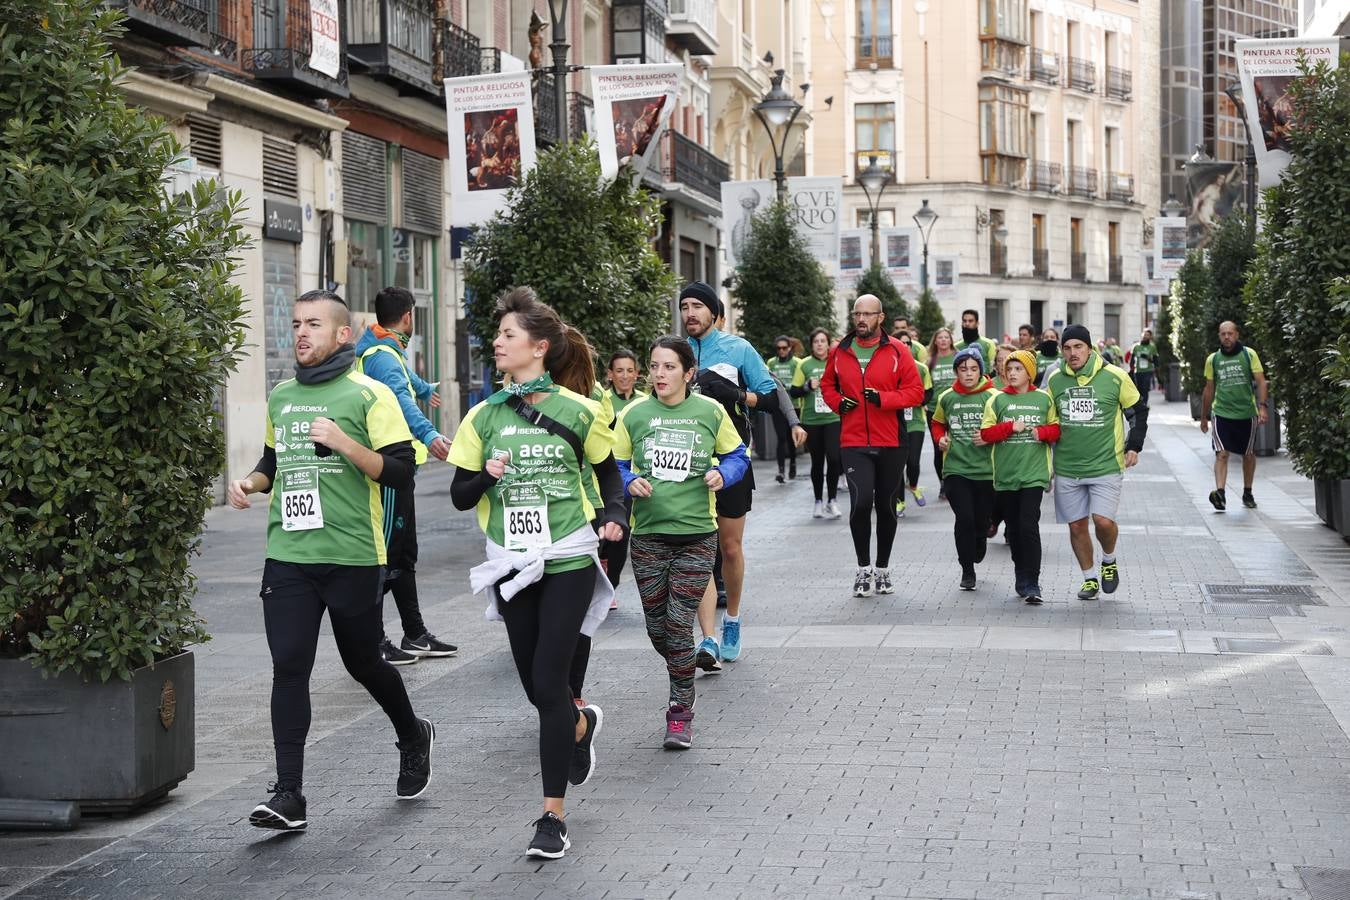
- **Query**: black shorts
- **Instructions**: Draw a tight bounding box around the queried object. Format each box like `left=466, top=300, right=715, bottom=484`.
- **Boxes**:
left=715, top=464, right=755, bottom=519
left=261, top=559, right=385, bottom=617
left=1213, top=415, right=1256, bottom=454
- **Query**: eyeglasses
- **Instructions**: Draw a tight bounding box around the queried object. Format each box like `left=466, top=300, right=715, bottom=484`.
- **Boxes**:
left=852, top=311, right=883, bottom=318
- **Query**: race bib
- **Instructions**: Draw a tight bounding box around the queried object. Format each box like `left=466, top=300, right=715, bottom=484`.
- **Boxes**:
left=280, top=467, right=324, bottom=531
left=1067, top=387, right=1096, bottom=423
left=814, top=390, right=831, bottom=415
left=503, top=482, right=551, bottom=551
left=650, top=428, right=695, bottom=482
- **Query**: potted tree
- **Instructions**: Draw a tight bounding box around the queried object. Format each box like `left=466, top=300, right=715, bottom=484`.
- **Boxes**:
left=0, top=0, right=247, bottom=810
left=1173, top=251, right=1212, bottom=420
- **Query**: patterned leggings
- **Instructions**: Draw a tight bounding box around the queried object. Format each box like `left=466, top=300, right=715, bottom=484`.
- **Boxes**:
left=630, top=532, right=719, bottom=708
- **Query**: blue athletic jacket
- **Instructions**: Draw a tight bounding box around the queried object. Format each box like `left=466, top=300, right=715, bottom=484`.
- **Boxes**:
left=353, top=327, right=442, bottom=448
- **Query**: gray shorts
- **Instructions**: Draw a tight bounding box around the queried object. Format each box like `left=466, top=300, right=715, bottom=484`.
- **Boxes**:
left=1053, top=473, right=1123, bottom=524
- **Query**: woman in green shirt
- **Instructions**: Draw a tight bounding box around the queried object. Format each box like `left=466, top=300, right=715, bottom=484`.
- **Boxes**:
left=925, top=327, right=958, bottom=497
left=615, top=336, right=749, bottom=751
left=789, top=328, right=843, bottom=518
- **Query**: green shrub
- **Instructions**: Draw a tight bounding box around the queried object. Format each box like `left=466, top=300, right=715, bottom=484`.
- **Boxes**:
left=728, top=200, right=836, bottom=352
left=1173, top=251, right=1213, bottom=395
left=854, top=264, right=908, bottom=325
left=463, top=139, right=677, bottom=366
left=0, top=0, right=248, bottom=680
left=912, top=288, right=947, bottom=343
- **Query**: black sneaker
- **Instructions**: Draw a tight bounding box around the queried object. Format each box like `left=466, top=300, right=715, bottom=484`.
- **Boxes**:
left=250, top=783, right=307, bottom=830
left=381, top=638, right=419, bottom=666
left=1243, top=490, right=1257, bottom=509
left=396, top=718, right=434, bottom=799
left=1024, top=588, right=1044, bottom=605
left=959, top=567, right=977, bottom=591
left=401, top=632, right=458, bottom=658
left=1077, top=578, right=1101, bottom=600
left=788, top=460, right=797, bottom=480
left=569, top=704, right=603, bottom=787
left=526, top=811, right=570, bottom=859
left=775, top=470, right=786, bottom=484
left=1100, top=562, right=1119, bottom=594
left=1208, top=489, right=1226, bottom=511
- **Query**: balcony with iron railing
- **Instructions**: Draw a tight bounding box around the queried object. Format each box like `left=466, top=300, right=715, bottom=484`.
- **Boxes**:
left=106, top=0, right=215, bottom=48
left=1105, top=173, right=1134, bottom=202
left=347, top=0, right=438, bottom=96
left=244, top=0, right=349, bottom=97
left=534, top=80, right=594, bottom=146
left=666, top=0, right=718, bottom=56
left=435, top=18, right=480, bottom=80
left=1071, top=252, right=1087, bottom=281
left=1109, top=255, right=1124, bottom=284
left=1105, top=65, right=1132, bottom=100
left=1028, top=49, right=1059, bottom=85
left=1033, top=248, right=1049, bottom=279
left=658, top=130, right=731, bottom=203
left=856, top=34, right=893, bottom=68
left=480, top=46, right=503, bottom=73
left=569, top=92, right=593, bottom=140
left=1067, top=57, right=1096, bottom=92
left=1027, top=160, right=1061, bottom=192
left=1066, top=166, right=1097, bottom=198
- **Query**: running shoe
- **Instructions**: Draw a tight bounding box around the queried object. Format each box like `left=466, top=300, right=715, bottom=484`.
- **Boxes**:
left=609, top=595, right=619, bottom=610
left=401, top=632, right=457, bottom=658
left=396, top=717, right=435, bottom=799
left=1024, top=586, right=1044, bottom=605
left=381, top=638, right=419, bottom=666
left=895, top=498, right=906, bottom=518
left=813, top=500, right=825, bottom=518
left=824, top=500, right=842, bottom=519
left=853, top=567, right=874, bottom=598
left=910, top=485, right=927, bottom=507
left=569, top=704, right=602, bottom=786
left=959, top=567, right=976, bottom=591
left=526, top=812, right=570, bottom=859
left=1208, top=489, right=1226, bottom=511
left=695, top=636, right=722, bottom=672
left=1077, top=577, right=1101, bottom=600
left=249, top=783, right=307, bottom=831
left=720, top=617, right=742, bottom=661
left=775, top=470, right=786, bottom=484
left=874, top=568, right=894, bottom=595
left=664, top=703, right=693, bottom=750
left=1243, top=490, right=1257, bottom=509
left=1101, top=562, right=1119, bottom=594
left=938, top=484, right=947, bottom=502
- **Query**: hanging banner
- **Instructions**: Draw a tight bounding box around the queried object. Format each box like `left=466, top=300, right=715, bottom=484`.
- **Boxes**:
left=445, top=71, right=537, bottom=227
left=881, top=227, right=917, bottom=285
left=836, top=228, right=867, bottom=290
left=932, top=254, right=959, bottom=300
left=1155, top=216, right=1187, bottom=276
left=1142, top=251, right=1170, bottom=296
left=590, top=64, right=682, bottom=182
left=1235, top=38, right=1340, bottom=188
left=1184, top=160, right=1244, bottom=249
left=721, top=177, right=842, bottom=274
left=309, top=0, right=341, bottom=79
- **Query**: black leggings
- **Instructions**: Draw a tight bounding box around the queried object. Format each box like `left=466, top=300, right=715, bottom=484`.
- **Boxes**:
left=930, top=427, right=946, bottom=482
left=842, top=446, right=904, bottom=567
left=261, top=560, right=420, bottom=789
left=904, top=430, right=924, bottom=489
left=1000, top=486, right=1044, bottom=590
left=773, top=411, right=798, bottom=469
left=944, top=475, right=994, bottom=569
left=499, top=564, right=594, bottom=798
left=805, top=422, right=842, bottom=501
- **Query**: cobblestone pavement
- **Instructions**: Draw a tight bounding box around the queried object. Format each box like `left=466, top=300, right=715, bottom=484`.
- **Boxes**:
left=4, top=400, right=1349, bottom=899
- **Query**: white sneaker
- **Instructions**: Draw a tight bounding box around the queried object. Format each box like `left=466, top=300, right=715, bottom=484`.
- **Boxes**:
left=874, top=567, right=894, bottom=594
left=853, top=567, right=874, bottom=598
left=824, top=500, right=842, bottom=519
left=813, top=500, right=824, bottom=518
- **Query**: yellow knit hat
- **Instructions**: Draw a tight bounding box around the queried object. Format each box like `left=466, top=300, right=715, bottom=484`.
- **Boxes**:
left=1008, top=349, right=1038, bottom=382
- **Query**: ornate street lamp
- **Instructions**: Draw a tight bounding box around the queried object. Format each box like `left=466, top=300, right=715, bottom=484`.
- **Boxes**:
left=547, top=0, right=569, bottom=143
left=912, top=198, right=939, bottom=292
left=857, top=154, right=890, bottom=267
left=753, top=68, right=803, bottom=201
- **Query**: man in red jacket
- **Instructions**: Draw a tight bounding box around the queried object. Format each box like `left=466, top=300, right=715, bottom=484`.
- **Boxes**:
left=823, top=293, right=926, bottom=598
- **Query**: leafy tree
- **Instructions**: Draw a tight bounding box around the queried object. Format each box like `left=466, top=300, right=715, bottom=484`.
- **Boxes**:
left=1153, top=291, right=1176, bottom=371
left=912, top=288, right=947, bottom=343
left=1205, top=212, right=1253, bottom=333
left=463, top=139, right=677, bottom=367
left=0, top=0, right=248, bottom=679
left=729, top=201, right=836, bottom=352
left=1173, top=251, right=1213, bottom=395
left=854, top=264, right=908, bottom=324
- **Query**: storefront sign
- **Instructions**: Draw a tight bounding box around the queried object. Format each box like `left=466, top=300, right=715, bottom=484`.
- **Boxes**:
left=264, top=199, right=304, bottom=243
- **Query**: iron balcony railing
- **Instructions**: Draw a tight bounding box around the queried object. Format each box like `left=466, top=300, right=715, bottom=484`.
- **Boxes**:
left=1028, top=160, right=1061, bottom=192
left=1028, top=49, right=1059, bottom=84
left=107, top=0, right=214, bottom=47
left=1066, top=165, right=1097, bottom=198
left=480, top=46, right=503, bottom=73
left=534, top=72, right=561, bottom=145
left=436, top=18, right=481, bottom=80
left=1071, top=252, right=1087, bottom=281
left=1067, top=57, right=1096, bottom=92
left=1109, top=255, right=1124, bottom=284
left=347, top=0, right=437, bottom=93
left=857, top=33, right=893, bottom=67
left=1106, top=173, right=1134, bottom=202
left=1106, top=65, right=1132, bottom=100
left=662, top=130, right=731, bottom=202
left=1033, top=248, right=1049, bottom=278
left=569, top=91, right=592, bottom=139
left=243, top=0, right=349, bottom=97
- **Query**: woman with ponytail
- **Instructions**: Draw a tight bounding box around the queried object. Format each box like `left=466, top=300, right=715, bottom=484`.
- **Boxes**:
left=448, top=287, right=627, bottom=860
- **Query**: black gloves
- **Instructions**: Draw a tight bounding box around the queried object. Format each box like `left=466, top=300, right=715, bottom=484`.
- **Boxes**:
left=838, top=396, right=859, bottom=413
left=695, top=370, right=745, bottom=405
left=864, top=388, right=882, bottom=407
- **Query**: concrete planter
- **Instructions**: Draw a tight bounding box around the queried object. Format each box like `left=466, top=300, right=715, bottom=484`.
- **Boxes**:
left=1164, top=362, right=1184, bottom=402
left=1188, top=393, right=1202, bottom=421
left=1331, top=479, right=1350, bottom=539
left=0, top=651, right=194, bottom=814
left=1253, top=395, right=1281, bottom=457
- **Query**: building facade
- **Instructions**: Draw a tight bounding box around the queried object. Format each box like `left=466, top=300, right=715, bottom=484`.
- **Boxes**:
left=1300, top=0, right=1350, bottom=34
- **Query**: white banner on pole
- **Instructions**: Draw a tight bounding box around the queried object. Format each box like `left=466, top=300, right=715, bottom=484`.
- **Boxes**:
left=837, top=228, right=867, bottom=290
left=445, top=71, right=537, bottom=227
left=721, top=177, right=843, bottom=274
left=932, top=254, right=959, bottom=299
left=1155, top=216, right=1187, bottom=276
left=589, top=64, right=682, bottom=182
left=1236, top=38, right=1340, bottom=188
left=881, top=227, right=918, bottom=285
left=308, top=0, right=341, bottom=79
left=1142, top=251, right=1170, bottom=296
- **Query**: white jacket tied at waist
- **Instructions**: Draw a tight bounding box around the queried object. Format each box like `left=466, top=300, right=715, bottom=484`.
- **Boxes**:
left=468, top=525, right=614, bottom=637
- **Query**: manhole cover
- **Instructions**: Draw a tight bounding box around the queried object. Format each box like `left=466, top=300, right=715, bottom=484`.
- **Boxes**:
left=1297, top=866, right=1350, bottom=900
left=1203, top=602, right=1306, bottom=618
left=1214, top=638, right=1333, bottom=655
left=1202, top=584, right=1324, bottom=604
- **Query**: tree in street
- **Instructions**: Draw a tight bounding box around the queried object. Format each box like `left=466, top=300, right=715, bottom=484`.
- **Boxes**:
left=729, top=201, right=836, bottom=352
left=912, top=288, right=947, bottom=343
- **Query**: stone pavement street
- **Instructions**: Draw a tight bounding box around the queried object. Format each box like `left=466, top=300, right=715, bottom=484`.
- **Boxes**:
left=4, top=399, right=1350, bottom=899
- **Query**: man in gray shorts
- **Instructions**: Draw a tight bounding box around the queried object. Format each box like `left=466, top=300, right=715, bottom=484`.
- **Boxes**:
left=1045, top=325, right=1149, bottom=600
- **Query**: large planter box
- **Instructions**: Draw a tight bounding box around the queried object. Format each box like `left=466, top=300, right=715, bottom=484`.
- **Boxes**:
left=1253, top=395, right=1281, bottom=457
left=1315, top=477, right=1334, bottom=528
left=1333, top=479, right=1350, bottom=540
left=0, top=651, right=194, bottom=814
left=1188, top=393, right=1202, bottom=421
left=1164, top=362, right=1184, bottom=402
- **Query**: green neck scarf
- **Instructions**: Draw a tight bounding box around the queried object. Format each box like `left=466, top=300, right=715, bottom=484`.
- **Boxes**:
left=487, top=372, right=558, bottom=405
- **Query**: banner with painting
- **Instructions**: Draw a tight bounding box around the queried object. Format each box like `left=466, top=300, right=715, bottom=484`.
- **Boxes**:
left=445, top=71, right=537, bottom=227
left=880, top=227, right=918, bottom=286
left=1154, top=216, right=1187, bottom=277
left=837, top=229, right=868, bottom=289
left=1184, top=160, right=1244, bottom=248
left=721, top=177, right=843, bottom=274
left=590, top=64, right=682, bottom=182
left=1142, top=251, right=1170, bottom=296
left=932, top=255, right=959, bottom=300
left=1235, top=38, right=1340, bottom=188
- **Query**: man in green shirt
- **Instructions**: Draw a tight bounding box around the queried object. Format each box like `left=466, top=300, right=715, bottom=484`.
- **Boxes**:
left=1127, top=329, right=1158, bottom=407
left=1200, top=321, right=1269, bottom=511
left=955, top=308, right=998, bottom=373
left=893, top=316, right=929, bottom=364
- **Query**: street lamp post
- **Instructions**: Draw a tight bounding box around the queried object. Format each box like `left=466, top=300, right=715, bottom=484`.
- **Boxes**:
left=547, top=0, right=569, bottom=143
left=1224, top=80, right=1258, bottom=240
left=912, top=198, right=939, bottom=293
left=857, top=154, right=890, bottom=267
left=752, top=68, right=803, bottom=202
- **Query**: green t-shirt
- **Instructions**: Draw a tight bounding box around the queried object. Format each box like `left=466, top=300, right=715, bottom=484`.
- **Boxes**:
left=614, top=393, right=744, bottom=536
left=955, top=336, right=997, bottom=372
left=605, top=387, right=647, bottom=422
left=1037, top=352, right=1061, bottom=378
left=909, top=341, right=929, bottom=364
left=981, top=388, right=1058, bottom=491
left=793, top=356, right=840, bottom=426
left=264, top=371, right=414, bottom=567
left=1129, top=342, right=1157, bottom=373
left=1204, top=347, right=1263, bottom=420
left=580, top=385, right=616, bottom=513
left=766, top=355, right=803, bottom=411
left=904, top=361, right=933, bottom=433
left=448, top=386, right=615, bottom=573
left=927, top=352, right=958, bottom=414
left=1046, top=352, right=1141, bottom=478
left=932, top=383, right=997, bottom=480
left=854, top=343, right=877, bottom=371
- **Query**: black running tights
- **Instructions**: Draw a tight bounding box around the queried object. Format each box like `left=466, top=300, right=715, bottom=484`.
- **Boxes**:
left=944, top=475, right=994, bottom=568
left=904, top=431, right=925, bottom=489
left=805, top=422, right=842, bottom=501
left=842, top=446, right=904, bottom=568
left=261, top=561, right=420, bottom=789
left=1000, top=486, right=1045, bottom=589
left=499, top=564, right=594, bottom=798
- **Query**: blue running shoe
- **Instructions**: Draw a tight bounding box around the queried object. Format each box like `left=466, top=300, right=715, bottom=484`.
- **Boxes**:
left=695, top=636, right=722, bottom=672
left=720, top=617, right=742, bottom=661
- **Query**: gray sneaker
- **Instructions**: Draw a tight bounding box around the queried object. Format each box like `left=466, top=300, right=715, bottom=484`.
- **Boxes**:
left=853, top=567, right=874, bottom=598
left=663, top=704, right=693, bottom=750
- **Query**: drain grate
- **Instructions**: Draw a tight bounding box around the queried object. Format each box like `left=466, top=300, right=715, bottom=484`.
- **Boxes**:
left=1204, top=602, right=1306, bottom=618
left=1202, top=584, right=1324, bottom=603
left=1214, top=638, right=1333, bottom=655
left=1297, top=866, right=1350, bottom=900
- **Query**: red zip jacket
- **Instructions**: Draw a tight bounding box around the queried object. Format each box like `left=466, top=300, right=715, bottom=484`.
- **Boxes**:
left=822, top=332, right=925, bottom=448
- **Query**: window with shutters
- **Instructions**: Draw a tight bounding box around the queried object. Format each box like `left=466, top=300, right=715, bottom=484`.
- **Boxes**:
left=401, top=148, right=443, bottom=234
left=342, top=131, right=389, bottom=224
left=262, top=135, right=298, bottom=199
left=186, top=114, right=223, bottom=170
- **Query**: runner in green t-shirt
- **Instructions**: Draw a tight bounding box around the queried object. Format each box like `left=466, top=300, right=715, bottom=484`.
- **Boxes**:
left=765, top=337, right=803, bottom=483
left=614, top=336, right=750, bottom=750
left=979, top=350, right=1060, bottom=604
left=955, top=308, right=998, bottom=372
left=447, top=287, right=626, bottom=860
left=892, top=316, right=929, bottom=364
left=227, top=290, right=431, bottom=833
left=1035, top=326, right=1063, bottom=388
left=599, top=349, right=647, bottom=598
left=925, top=326, right=958, bottom=499
left=1199, top=321, right=1269, bottom=511
left=900, top=359, right=934, bottom=510
left=930, top=347, right=998, bottom=590
left=790, top=328, right=843, bottom=518
left=1127, top=329, right=1157, bottom=406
